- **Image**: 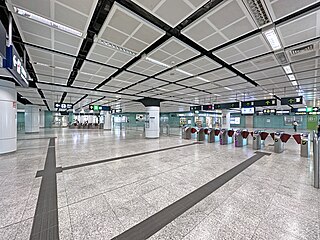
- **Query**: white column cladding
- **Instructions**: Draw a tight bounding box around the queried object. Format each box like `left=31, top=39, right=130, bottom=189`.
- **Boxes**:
left=145, top=106, right=160, bottom=139
left=39, top=110, right=45, bottom=128
left=222, top=110, right=231, bottom=129
left=25, top=105, right=40, bottom=133
left=103, top=111, right=111, bottom=130
left=0, top=80, right=17, bottom=154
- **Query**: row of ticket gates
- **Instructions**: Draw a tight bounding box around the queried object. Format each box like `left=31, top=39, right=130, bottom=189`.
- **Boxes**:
left=182, top=127, right=311, bottom=157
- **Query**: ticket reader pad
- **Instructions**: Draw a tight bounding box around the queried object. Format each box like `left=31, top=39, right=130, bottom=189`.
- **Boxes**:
left=252, top=130, right=262, bottom=150
left=197, top=128, right=205, bottom=141
left=301, top=133, right=311, bottom=157
left=274, top=131, right=284, bottom=153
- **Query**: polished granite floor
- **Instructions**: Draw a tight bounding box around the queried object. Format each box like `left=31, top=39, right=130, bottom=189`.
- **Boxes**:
left=0, top=128, right=319, bottom=239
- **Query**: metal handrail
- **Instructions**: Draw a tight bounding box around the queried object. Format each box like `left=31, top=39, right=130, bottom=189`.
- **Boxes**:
left=313, top=131, right=319, bottom=188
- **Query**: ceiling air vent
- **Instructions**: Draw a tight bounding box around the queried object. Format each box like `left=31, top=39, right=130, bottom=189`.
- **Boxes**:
left=274, top=51, right=289, bottom=65
left=289, top=44, right=314, bottom=56
left=244, top=0, right=271, bottom=27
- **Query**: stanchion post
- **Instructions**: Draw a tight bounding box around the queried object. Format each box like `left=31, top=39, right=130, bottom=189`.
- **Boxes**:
left=313, top=131, right=319, bottom=188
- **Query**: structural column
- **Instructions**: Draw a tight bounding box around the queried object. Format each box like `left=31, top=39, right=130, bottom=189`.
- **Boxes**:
left=222, top=110, right=231, bottom=129
left=145, top=106, right=160, bottom=138
left=39, top=110, right=45, bottom=128
left=0, top=80, right=17, bottom=154
left=25, top=105, right=39, bottom=133
left=103, top=111, right=111, bottom=130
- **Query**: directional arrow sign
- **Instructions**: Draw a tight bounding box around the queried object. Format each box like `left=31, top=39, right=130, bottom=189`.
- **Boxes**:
left=281, top=96, right=303, bottom=105
left=214, top=102, right=240, bottom=109
left=242, top=99, right=276, bottom=107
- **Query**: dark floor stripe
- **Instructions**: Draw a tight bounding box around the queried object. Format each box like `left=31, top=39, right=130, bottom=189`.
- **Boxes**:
left=112, top=151, right=271, bottom=240
left=18, top=137, right=57, bottom=141
left=62, top=142, right=200, bottom=171
left=30, top=138, right=60, bottom=240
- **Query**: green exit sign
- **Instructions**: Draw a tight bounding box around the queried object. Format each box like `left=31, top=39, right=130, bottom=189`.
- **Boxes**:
left=306, top=107, right=313, bottom=112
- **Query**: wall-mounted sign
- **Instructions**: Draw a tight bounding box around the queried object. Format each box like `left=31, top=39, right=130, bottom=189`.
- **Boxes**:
left=54, top=102, right=73, bottom=109
left=5, top=46, right=28, bottom=87
left=202, top=104, right=213, bottom=111
left=214, top=102, right=240, bottom=109
left=281, top=96, right=303, bottom=105
left=190, top=106, right=201, bottom=112
left=263, top=109, right=277, bottom=115
left=89, top=105, right=111, bottom=111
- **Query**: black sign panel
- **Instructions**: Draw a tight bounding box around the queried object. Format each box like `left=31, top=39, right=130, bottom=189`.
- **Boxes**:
left=5, top=46, right=28, bottom=87
left=214, top=102, right=240, bottom=109
left=242, top=99, right=277, bottom=107
left=202, top=104, right=213, bottom=111
left=281, top=96, right=303, bottom=105
left=89, top=105, right=111, bottom=111
left=190, top=106, right=201, bottom=111
left=0, top=21, right=6, bottom=58
left=112, top=109, right=122, bottom=114
left=54, top=102, right=73, bottom=109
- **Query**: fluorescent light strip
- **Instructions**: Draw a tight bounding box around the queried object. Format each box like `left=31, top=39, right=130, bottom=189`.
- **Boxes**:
left=176, top=68, right=193, bottom=76
left=288, top=74, right=296, bottom=80
left=283, top=65, right=293, bottom=74
left=99, top=40, right=136, bottom=56
left=264, top=28, right=281, bottom=51
left=214, top=94, right=221, bottom=96
left=292, top=81, right=298, bottom=86
left=145, top=57, right=170, bottom=68
left=196, top=76, right=210, bottom=82
left=14, top=7, right=82, bottom=37
left=224, top=87, right=232, bottom=91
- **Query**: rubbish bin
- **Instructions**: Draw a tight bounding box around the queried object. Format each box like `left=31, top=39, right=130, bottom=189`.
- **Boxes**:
left=274, top=131, right=284, bottom=153
left=252, top=130, right=262, bottom=150
left=301, top=132, right=310, bottom=157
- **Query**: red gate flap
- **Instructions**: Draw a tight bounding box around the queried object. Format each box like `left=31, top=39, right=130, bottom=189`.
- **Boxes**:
left=280, top=133, right=291, bottom=143
left=204, top=128, right=209, bottom=135
left=260, top=132, right=269, bottom=140
left=292, top=134, right=301, bottom=144
left=191, top=128, right=197, bottom=134
left=241, top=131, right=250, bottom=139
left=270, top=133, right=275, bottom=140
left=214, top=129, right=220, bottom=136
left=227, top=130, right=234, bottom=137
left=250, top=132, right=253, bottom=137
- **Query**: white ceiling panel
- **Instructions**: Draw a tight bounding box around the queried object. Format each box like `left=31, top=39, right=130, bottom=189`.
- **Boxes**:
left=127, top=59, right=168, bottom=76
left=178, top=56, right=221, bottom=75
left=200, top=68, right=236, bottom=82
left=97, top=2, right=164, bottom=54
left=132, top=0, right=208, bottom=27
left=233, top=54, right=279, bottom=73
left=182, top=0, right=257, bottom=50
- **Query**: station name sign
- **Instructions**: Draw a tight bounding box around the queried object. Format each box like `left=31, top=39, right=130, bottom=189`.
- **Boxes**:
left=54, top=102, right=73, bottom=109
left=281, top=96, right=303, bottom=105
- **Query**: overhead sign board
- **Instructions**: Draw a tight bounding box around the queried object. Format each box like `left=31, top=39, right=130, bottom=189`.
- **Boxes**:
left=281, top=96, right=303, bottom=105
left=202, top=104, right=213, bottom=111
left=263, top=109, right=277, bottom=115
left=4, top=46, right=28, bottom=87
left=54, top=102, right=73, bottom=109
left=112, top=109, right=122, bottom=114
left=241, top=107, right=255, bottom=115
left=0, top=21, right=6, bottom=58
left=89, top=105, right=111, bottom=111
left=242, top=99, right=277, bottom=107
left=214, top=102, right=240, bottom=109
left=190, top=106, right=201, bottom=112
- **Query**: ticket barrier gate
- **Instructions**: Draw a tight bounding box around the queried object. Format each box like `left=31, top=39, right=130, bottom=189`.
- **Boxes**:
left=312, top=131, right=320, bottom=188
left=220, top=129, right=234, bottom=145
left=234, top=130, right=248, bottom=147
left=197, top=128, right=205, bottom=141
left=274, top=132, right=291, bottom=153
left=252, top=130, right=262, bottom=150
left=293, top=133, right=311, bottom=157
left=206, top=129, right=219, bottom=143
left=182, top=127, right=192, bottom=140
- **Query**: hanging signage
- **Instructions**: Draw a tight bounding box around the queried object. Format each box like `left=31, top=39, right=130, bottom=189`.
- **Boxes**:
left=89, top=105, right=111, bottom=111
left=112, top=109, right=122, bottom=114
left=190, top=106, right=201, bottom=112
left=276, top=110, right=290, bottom=115
left=54, top=102, right=73, bottom=109
left=4, top=46, right=28, bottom=87
left=214, top=102, right=239, bottom=109
left=202, top=104, right=213, bottom=111
left=241, top=107, right=255, bottom=115
left=281, top=96, right=303, bottom=105
left=0, top=21, right=6, bottom=58
left=241, top=99, right=277, bottom=107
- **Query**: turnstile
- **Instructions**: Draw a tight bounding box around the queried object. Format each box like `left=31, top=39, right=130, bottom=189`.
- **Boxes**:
left=182, top=127, right=192, bottom=140
left=252, top=130, right=262, bottom=150
left=301, top=133, right=311, bottom=157
left=313, top=131, right=320, bottom=188
left=207, top=129, right=219, bottom=143
left=235, top=129, right=248, bottom=147
left=197, top=128, right=205, bottom=141
left=274, top=131, right=284, bottom=153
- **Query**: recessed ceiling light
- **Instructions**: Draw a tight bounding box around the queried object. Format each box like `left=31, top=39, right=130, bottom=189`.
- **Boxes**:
left=288, top=74, right=295, bottom=80
left=264, top=28, right=282, bottom=51
left=269, top=93, right=274, bottom=96
left=283, top=65, right=293, bottom=74
left=145, top=57, right=170, bottom=68
left=14, top=6, right=82, bottom=37
left=292, top=81, right=298, bottom=86
left=176, top=68, right=193, bottom=76
left=196, top=76, right=210, bottom=82
left=98, top=40, right=136, bottom=56
left=224, top=87, right=232, bottom=91
left=214, top=94, right=221, bottom=96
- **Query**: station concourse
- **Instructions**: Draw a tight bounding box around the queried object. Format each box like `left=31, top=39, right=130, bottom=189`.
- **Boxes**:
left=0, top=0, right=320, bottom=239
